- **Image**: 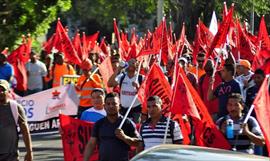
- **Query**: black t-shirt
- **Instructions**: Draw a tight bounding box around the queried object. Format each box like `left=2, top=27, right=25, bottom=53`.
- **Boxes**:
left=92, top=115, right=138, bottom=161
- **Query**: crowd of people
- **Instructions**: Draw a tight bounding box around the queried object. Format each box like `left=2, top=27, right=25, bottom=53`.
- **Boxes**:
left=0, top=40, right=269, bottom=161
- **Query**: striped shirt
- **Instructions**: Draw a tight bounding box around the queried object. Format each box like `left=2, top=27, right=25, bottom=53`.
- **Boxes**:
left=216, top=115, right=263, bottom=154
left=140, top=115, right=183, bottom=150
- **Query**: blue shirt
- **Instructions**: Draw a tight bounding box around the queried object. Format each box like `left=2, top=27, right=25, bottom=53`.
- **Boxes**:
left=0, top=63, right=14, bottom=81
left=80, top=107, right=106, bottom=123
left=214, top=79, right=241, bottom=117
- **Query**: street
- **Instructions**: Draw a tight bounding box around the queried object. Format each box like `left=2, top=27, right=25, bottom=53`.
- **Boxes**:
left=19, top=133, right=64, bottom=161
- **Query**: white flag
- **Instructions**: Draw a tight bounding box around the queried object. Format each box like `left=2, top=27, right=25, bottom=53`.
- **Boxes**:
left=209, top=11, right=218, bottom=36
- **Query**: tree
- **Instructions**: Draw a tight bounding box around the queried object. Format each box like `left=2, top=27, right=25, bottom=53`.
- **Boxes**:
left=169, top=0, right=270, bottom=39
left=0, top=0, right=72, bottom=51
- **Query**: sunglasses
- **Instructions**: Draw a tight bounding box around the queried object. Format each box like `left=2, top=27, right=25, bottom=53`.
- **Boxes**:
left=197, top=60, right=204, bottom=63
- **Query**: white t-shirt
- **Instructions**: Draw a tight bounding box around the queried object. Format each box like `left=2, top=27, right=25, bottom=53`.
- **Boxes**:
left=236, top=71, right=254, bottom=101
left=115, top=72, right=141, bottom=108
left=26, top=60, right=47, bottom=90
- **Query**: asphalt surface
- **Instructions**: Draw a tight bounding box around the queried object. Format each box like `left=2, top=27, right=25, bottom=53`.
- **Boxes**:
left=19, top=133, right=64, bottom=161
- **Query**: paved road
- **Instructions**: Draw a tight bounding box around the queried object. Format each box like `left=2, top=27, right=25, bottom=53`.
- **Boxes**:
left=19, top=133, right=64, bottom=161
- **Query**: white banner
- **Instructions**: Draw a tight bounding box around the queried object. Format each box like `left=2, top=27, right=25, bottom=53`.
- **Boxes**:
left=16, top=84, right=79, bottom=122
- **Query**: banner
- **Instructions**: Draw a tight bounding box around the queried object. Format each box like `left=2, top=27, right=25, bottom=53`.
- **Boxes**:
left=16, top=84, right=79, bottom=122
left=15, top=84, right=79, bottom=134
left=60, top=114, right=98, bottom=161
left=61, top=75, right=80, bottom=85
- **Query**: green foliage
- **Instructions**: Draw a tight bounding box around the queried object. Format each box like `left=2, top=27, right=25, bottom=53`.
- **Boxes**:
left=0, top=0, right=71, bottom=51
left=67, top=0, right=156, bottom=33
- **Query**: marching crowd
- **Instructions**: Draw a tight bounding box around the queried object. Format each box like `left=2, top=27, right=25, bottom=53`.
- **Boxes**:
left=0, top=43, right=269, bottom=161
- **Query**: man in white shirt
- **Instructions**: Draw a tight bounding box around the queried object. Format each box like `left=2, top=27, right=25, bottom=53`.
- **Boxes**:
left=235, top=59, right=254, bottom=101
left=108, top=58, right=143, bottom=123
left=25, top=51, right=47, bottom=95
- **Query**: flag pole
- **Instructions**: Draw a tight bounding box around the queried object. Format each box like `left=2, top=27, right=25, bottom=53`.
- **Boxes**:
left=118, top=94, right=138, bottom=129
left=119, top=59, right=144, bottom=128
left=163, top=112, right=171, bottom=144
left=212, top=48, right=221, bottom=78
left=239, top=105, right=254, bottom=134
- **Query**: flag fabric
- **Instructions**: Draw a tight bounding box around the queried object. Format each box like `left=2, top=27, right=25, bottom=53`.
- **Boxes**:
left=155, top=18, right=169, bottom=65
left=60, top=114, right=98, bottom=161
left=43, top=33, right=56, bottom=54
left=86, top=31, right=100, bottom=51
left=171, top=66, right=231, bottom=149
left=253, top=76, right=270, bottom=156
left=170, top=66, right=201, bottom=119
left=1, top=47, right=8, bottom=55
left=113, top=18, right=121, bottom=45
left=7, top=36, right=32, bottom=91
left=82, top=32, right=89, bottom=61
left=206, top=5, right=234, bottom=63
left=99, top=37, right=109, bottom=56
left=222, top=2, right=228, bottom=21
left=98, top=57, right=114, bottom=93
left=46, top=19, right=81, bottom=65
left=13, top=60, right=28, bottom=91
left=252, top=16, right=270, bottom=71
left=236, top=21, right=256, bottom=62
left=72, top=32, right=83, bottom=60
left=137, top=63, right=172, bottom=114
left=209, top=11, right=218, bottom=36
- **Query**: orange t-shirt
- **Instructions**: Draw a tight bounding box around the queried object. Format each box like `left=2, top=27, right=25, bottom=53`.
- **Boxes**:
left=76, top=74, right=103, bottom=107
left=188, top=65, right=205, bottom=80
left=52, top=63, right=76, bottom=87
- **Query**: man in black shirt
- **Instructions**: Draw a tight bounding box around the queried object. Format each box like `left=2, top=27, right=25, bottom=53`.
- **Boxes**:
left=83, top=92, right=139, bottom=161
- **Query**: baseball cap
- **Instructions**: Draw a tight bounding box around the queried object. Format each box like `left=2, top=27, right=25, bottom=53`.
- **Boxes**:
left=178, top=57, right=188, bottom=64
left=237, top=59, right=251, bottom=69
left=0, top=79, right=10, bottom=91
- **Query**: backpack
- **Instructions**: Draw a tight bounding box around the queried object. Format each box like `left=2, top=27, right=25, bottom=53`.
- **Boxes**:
left=119, top=73, right=143, bottom=89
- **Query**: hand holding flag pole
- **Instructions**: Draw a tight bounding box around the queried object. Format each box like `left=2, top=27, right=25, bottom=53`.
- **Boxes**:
left=239, top=105, right=254, bottom=134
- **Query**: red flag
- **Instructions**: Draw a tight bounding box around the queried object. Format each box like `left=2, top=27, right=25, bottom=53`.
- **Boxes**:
left=252, top=16, right=270, bottom=71
left=192, top=25, right=201, bottom=65
left=72, top=32, right=83, bottom=60
left=170, top=66, right=201, bottom=119
left=155, top=18, right=169, bottom=65
left=172, top=114, right=191, bottom=145
left=222, top=2, right=228, bottom=21
left=121, top=32, right=130, bottom=54
left=43, top=33, right=56, bottom=54
left=1, top=47, right=8, bottom=55
left=99, top=37, right=109, bottom=56
left=113, top=18, right=121, bottom=45
left=55, top=19, right=81, bottom=65
left=11, top=60, right=28, bottom=91
left=82, top=32, right=89, bottom=61
left=137, top=63, right=172, bottom=114
left=98, top=57, right=114, bottom=93
left=206, top=5, right=234, bottom=63
left=130, top=28, right=137, bottom=45
left=86, top=31, right=100, bottom=50
left=171, top=65, right=231, bottom=149
left=260, top=59, right=270, bottom=74
left=176, top=23, right=186, bottom=55
left=199, top=20, right=214, bottom=50
left=253, top=76, right=270, bottom=156
left=236, top=21, right=256, bottom=62
left=60, top=114, right=98, bottom=161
